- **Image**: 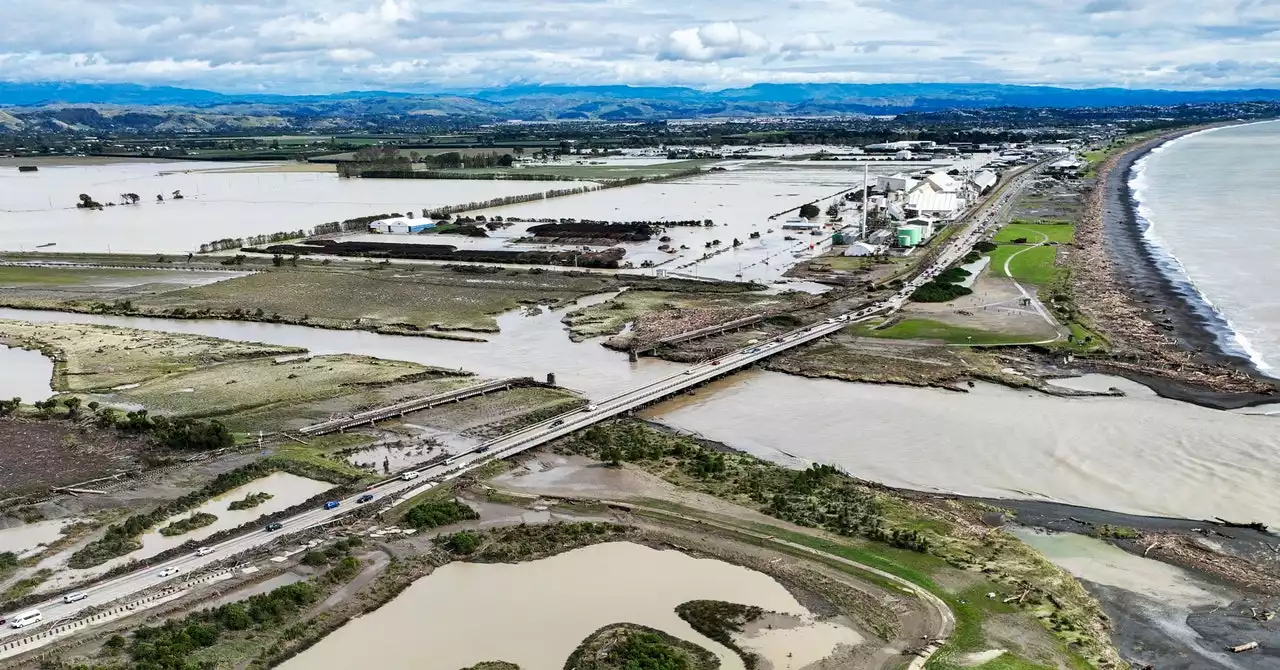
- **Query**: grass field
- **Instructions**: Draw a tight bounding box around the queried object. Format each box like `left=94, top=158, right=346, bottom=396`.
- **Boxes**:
left=138, top=267, right=617, bottom=333
left=113, top=354, right=431, bottom=419
left=987, top=245, right=1060, bottom=286
left=0, top=320, right=302, bottom=392
left=851, top=318, right=1037, bottom=345
left=993, top=222, right=1076, bottom=245
left=0, top=266, right=179, bottom=286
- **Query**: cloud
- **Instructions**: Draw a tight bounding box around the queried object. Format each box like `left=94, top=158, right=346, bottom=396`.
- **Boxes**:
left=657, top=22, right=770, bottom=61
left=0, top=0, right=1276, bottom=92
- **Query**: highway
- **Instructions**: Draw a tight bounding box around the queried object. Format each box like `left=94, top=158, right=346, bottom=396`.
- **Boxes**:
left=0, top=165, right=1042, bottom=640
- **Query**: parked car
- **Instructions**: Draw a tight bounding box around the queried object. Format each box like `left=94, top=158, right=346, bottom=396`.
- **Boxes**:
left=323, top=500, right=340, bottom=510
left=195, top=547, right=214, bottom=557
left=157, top=567, right=180, bottom=578
left=62, top=592, right=88, bottom=604
left=357, top=494, right=375, bottom=504
left=265, top=522, right=283, bottom=532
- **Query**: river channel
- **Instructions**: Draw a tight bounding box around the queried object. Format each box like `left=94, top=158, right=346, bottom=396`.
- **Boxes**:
left=277, top=541, right=861, bottom=670
left=2, top=301, right=1279, bottom=525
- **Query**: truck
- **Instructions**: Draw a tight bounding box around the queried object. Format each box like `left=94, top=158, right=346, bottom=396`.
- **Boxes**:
left=9, top=610, right=42, bottom=629
left=323, top=500, right=340, bottom=510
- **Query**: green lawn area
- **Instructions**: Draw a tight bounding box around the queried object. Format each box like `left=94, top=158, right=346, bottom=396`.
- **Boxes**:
left=0, top=266, right=173, bottom=286
left=851, top=318, right=1038, bottom=345
left=994, top=222, right=1076, bottom=245
left=987, top=245, right=1060, bottom=286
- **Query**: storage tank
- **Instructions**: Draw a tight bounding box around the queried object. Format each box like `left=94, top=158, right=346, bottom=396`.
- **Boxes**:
left=895, top=226, right=922, bottom=247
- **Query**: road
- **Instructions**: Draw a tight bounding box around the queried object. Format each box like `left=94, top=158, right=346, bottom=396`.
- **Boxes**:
left=0, top=164, right=1043, bottom=639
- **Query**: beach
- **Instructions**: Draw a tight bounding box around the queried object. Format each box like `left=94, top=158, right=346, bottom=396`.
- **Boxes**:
left=1070, top=125, right=1278, bottom=407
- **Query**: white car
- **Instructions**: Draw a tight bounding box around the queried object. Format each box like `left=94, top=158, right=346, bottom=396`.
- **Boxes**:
left=157, top=567, right=180, bottom=578
left=584, top=404, right=598, bottom=412
left=62, top=592, right=88, bottom=604
left=195, top=547, right=214, bottom=557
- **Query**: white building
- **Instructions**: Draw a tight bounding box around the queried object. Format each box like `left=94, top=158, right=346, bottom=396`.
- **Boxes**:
left=922, top=172, right=960, bottom=193
left=843, top=242, right=882, bottom=257
left=906, top=190, right=960, bottom=219
left=876, top=173, right=917, bottom=192
left=894, top=150, right=913, bottom=160
left=972, top=170, right=998, bottom=194
left=782, top=217, right=821, bottom=230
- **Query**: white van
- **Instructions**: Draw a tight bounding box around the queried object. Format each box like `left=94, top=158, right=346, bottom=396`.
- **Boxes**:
left=9, top=609, right=42, bottom=629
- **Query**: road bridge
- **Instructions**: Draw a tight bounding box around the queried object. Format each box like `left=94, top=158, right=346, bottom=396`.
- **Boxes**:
left=297, top=377, right=533, bottom=436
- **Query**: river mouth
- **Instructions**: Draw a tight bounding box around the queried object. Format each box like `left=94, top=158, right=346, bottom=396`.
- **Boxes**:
left=277, top=541, right=862, bottom=670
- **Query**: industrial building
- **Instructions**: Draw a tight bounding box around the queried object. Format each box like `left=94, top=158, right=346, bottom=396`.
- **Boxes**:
left=843, top=241, right=883, bottom=256
left=369, top=217, right=435, bottom=234
left=781, top=216, right=821, bottom=230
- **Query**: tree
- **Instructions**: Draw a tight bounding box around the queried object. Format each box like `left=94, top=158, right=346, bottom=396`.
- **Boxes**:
left=62, top=396, right=82, bottom=419
left=498, top=154, right=514, bottom=167
left=272, top=254, right=284, bottom=267
left=799, top=203, right=820, bottom=219
left=0, top=397, right=19, bottom=416
left=270, top=139, right=280, bottom=149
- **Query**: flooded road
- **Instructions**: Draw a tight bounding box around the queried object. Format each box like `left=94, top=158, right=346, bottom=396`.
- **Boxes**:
left=647, top=371, right=1280, bottom=525
left=278, top=542, right=860, bottom=670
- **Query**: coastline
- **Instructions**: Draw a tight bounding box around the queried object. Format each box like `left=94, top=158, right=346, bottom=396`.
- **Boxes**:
left=1072, top=124, right=1278, bottom=405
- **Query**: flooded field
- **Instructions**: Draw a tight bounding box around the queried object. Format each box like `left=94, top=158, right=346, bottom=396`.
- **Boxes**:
left=0, top=161, right=592, bottom=254
left=648, top=371, right=1280, bottom=525
left=0, top=297, right=682, bottom=397
left=278, top=542, right=860, bottom=670
left=39, top=472, right=332, bottom=588
left=0, top=517, right=81, bottom=559
left=0, top=343, right=54, bottom=401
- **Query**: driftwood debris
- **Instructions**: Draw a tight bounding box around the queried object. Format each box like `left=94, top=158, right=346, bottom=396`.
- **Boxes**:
left=1228, top=641, right=1259, bottom=653
left=1144, top=541, right=1159, bottom=557
left=1213, top=517, right=1269, bottom=533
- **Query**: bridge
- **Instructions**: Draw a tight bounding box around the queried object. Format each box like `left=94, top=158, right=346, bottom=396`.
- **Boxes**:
left=297, top=377, right=532, bottom=436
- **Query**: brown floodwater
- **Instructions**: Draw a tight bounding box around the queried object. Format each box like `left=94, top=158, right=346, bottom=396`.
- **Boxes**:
left=277, top=542, right=861, bottom=670
left=646, top=370, right=1280, bottom=525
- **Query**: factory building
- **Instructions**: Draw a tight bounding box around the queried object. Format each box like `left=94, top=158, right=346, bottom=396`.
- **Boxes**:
left=369, top=217, right=435, bottom=234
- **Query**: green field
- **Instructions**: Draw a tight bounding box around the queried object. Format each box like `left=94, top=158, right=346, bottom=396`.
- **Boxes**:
left=987, top=245, right=1060, bottom=286
left=994, top=222, right=1076, bottom=245
left=138, top=267, right=616, bottom=333
left=0, top=266, right=177, bottom=286
left=851, top=318, right=1038, bottom=345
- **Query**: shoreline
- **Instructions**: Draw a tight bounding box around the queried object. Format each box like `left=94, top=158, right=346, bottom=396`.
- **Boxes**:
left=1072, top=124, right=1279, bottom=403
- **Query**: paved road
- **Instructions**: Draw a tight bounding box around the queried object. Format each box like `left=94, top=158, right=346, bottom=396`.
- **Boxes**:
left=1, top=164, right=1043, bottom=638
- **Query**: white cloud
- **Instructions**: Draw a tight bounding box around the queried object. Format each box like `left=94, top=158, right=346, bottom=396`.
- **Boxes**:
left=658, top=22, right=770, bottom=62
left=0, top=0, right=1276, bottom=91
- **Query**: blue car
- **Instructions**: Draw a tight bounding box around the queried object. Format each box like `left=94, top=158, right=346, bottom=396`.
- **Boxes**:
left=323, top=500, right=340, bottom=510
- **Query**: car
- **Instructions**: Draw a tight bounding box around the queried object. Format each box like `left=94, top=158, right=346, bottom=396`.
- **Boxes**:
left=710, top=360, right=721, bottom=365
left=157, top=567, right=180, bottom=578
left=62, top=592, right=88, bottom=604
left=683, top=369, right=694, bottom=375
left=550, top=418, right=565, bottom=427
left=357, top=493, right=375, bottom=504
left=401, top=471, right=420, bottom=481
left=584, top=404, right=598, bottom=412
left=265, top=522, right=283, bottom=532
left=744, top=348, right=759, bottom=354
left=195, top=547, right=214, bottom=557
left=476, top=446, right=491, bottom=453
left=323, top=500, right=340, bottom=510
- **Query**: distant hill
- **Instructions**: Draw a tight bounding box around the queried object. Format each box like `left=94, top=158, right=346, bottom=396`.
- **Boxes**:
left=3, top=80, right=1280, bottom=132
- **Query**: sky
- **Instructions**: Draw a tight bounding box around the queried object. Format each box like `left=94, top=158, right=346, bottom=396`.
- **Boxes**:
left=1, top=0, right=1279, bottom=93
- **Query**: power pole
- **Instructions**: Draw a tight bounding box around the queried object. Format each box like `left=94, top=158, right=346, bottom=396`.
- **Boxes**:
left=861, top=164, right=869, bottom=240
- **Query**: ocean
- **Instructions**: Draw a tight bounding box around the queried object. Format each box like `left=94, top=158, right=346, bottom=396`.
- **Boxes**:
left=1130, top=120, right=1280, bottom=376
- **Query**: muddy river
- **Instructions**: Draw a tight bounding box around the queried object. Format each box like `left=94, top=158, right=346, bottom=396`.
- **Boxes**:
left=0, top=294, right=682, bottom=399
left=646, top=370, right=1280, bottom=526
left=278, top=541, right=861, bottom=670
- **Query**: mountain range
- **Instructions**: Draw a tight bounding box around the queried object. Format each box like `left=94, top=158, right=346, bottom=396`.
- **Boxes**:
left=3, top=81, right=1280, bottom=132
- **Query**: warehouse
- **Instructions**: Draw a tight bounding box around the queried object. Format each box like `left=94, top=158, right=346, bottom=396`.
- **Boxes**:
left=369, top=217, right=435, bottom=234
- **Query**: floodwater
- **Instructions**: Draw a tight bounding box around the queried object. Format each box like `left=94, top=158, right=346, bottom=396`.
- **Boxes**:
left=43, top=472, right=331, bottom=585
left=0, top=343, right=55, bottom=401
left=647, top=371, right=1280, bottom=525
left=0, top=517, right=81, bottom=559
left=405, top=165, right=893, bottom=283
left=278, top=542, right=860, bottom=670
left=0, top=296, right=683, bottom=398
left=0, top=161, right=592, bottom=254
left=1132, top=120, right=1280, bottom=375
